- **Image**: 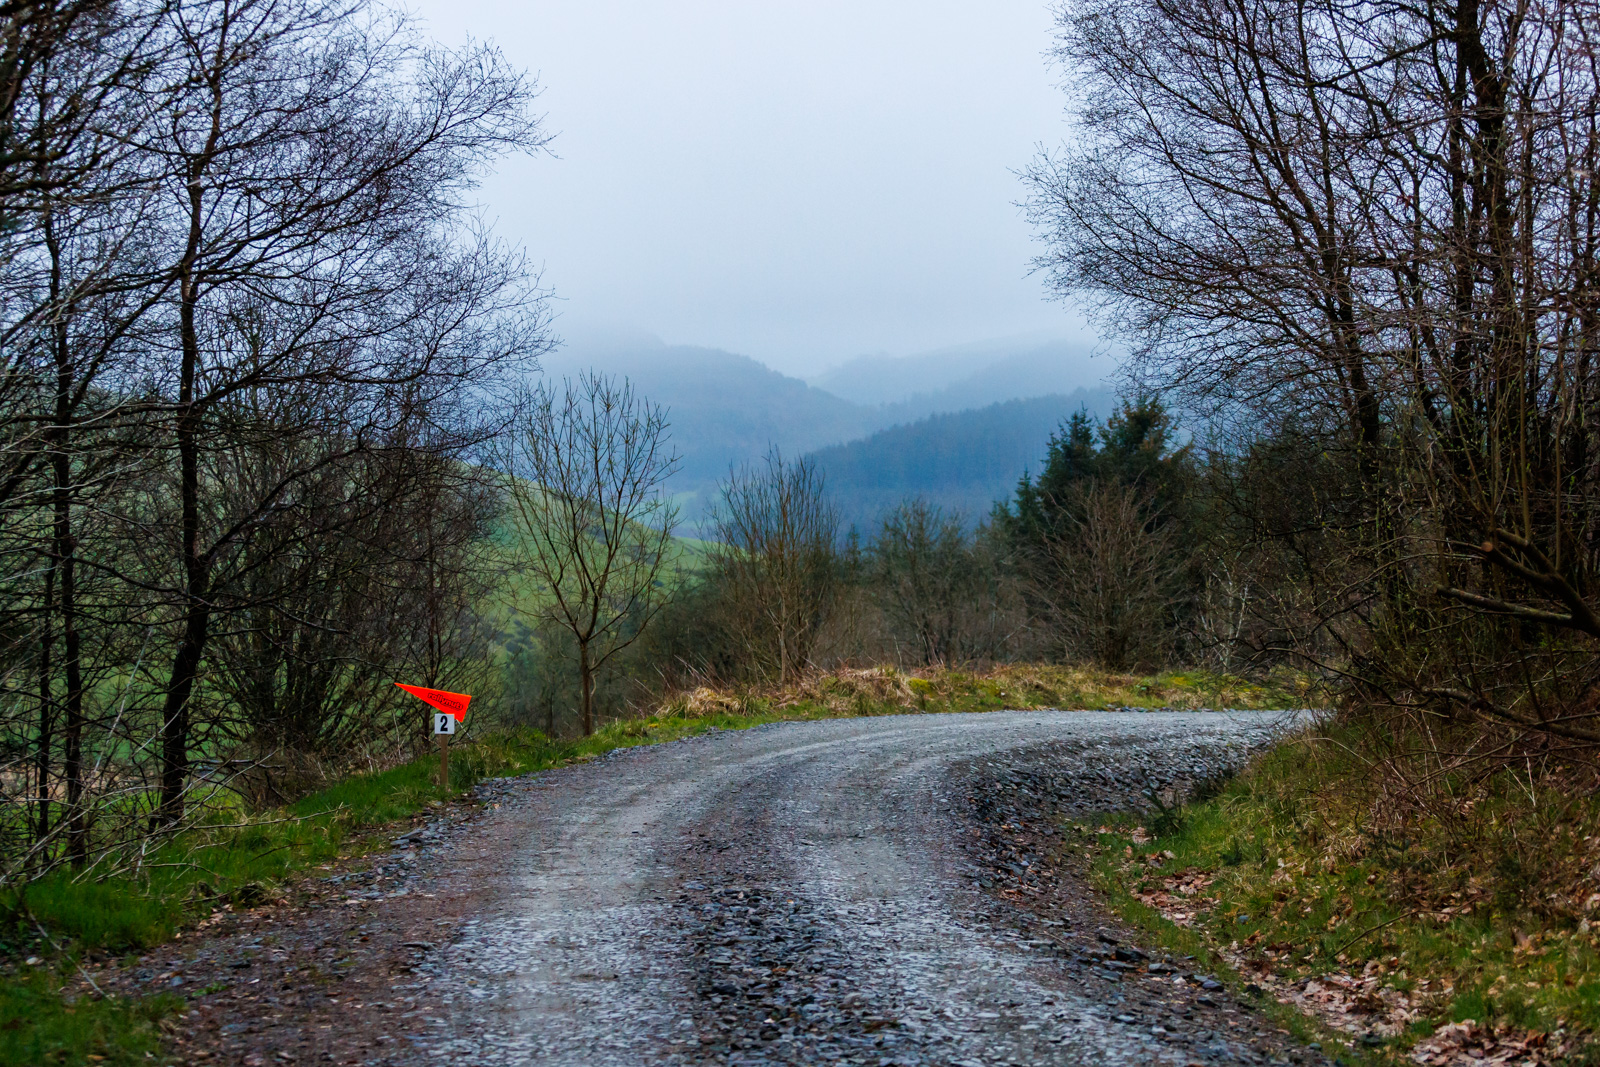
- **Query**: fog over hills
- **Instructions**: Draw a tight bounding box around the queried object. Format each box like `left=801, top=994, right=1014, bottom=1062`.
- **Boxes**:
left=540, top=337, right=874, bottom=505
left=541, top=332, right=1115, bottom=525
left=809, top=335, right=1111, bottom=417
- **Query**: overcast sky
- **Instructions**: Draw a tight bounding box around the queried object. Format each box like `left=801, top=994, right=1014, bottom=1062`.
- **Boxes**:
left=406, top=0, right=1092, bottom=376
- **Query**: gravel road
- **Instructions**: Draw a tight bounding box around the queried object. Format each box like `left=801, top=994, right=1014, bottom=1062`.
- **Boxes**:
left=118, top=710, right=1329, bottom=1066
left=411, top=710, right=1317, bottom=1066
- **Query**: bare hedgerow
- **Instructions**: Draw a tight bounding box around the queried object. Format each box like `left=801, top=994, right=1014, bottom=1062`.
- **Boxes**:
left=1018, top=481, right=1185, bottom=672
left=866, top=500, right=1020, bottom=667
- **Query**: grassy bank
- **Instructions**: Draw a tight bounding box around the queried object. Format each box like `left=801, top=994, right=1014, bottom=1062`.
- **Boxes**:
left=653, top=662, right=1308, bottom=720
left=1076, top=729, right=1600, bottom=1065
left=2, top=663, right=1304, bottom=1065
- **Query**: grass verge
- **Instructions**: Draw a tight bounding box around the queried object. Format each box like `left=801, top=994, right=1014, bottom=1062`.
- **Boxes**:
left=1073, top=728, right=1600, bottom=1065
left=4, top=662, right=1307, bottom=1065
left=653, top=662, right=1310, bottom=721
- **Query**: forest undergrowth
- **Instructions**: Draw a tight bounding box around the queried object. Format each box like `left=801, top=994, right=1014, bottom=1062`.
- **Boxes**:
left=1079, top=728, right=1600, bottom=1066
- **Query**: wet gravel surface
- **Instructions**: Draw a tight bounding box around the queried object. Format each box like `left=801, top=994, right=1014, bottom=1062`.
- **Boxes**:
left=102, top=710, right=1330, bottom=1066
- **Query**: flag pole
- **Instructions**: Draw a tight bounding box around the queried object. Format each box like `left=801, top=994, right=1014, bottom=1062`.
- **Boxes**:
left=438, top=729, right=449, bottom=791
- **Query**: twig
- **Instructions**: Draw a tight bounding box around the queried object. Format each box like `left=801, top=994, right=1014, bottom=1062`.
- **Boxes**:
left=25, top=908, right=105, bottom=999
left=1332, top=909, right=1419, bottom=956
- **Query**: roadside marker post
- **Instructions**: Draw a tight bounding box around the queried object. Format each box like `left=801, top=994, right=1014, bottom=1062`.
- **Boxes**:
left=433, top=712, right=455, bottom=789
left=394, top=684, right=472, bottom=792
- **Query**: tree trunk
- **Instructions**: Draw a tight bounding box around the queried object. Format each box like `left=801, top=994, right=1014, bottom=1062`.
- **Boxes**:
left=35, top=563, right=54, bottom=853
left=47, top=214, right=87, bottom=863
left=157, top=599, right=208, bottom=826
left=579, top=639, right=594, bottom=736
left=54, top=444, right=85, bottom=863
left=777, top=588, right=789, bottom=683
left=157, top=164, right=210, bottom=827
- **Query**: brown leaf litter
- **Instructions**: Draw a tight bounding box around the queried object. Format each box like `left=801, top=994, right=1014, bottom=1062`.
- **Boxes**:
left=1129, top=864, right=1576, bottom=1065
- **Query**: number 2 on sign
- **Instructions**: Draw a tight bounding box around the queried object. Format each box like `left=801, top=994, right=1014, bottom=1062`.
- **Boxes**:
left=433, top=713, right=456, bottom=735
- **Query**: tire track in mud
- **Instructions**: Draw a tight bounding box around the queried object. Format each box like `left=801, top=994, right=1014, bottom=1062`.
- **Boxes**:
left=669, top=759, right=913, bottom=1065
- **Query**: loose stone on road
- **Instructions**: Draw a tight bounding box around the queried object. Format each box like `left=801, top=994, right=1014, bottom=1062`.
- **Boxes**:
left=118, top=711, right=1330, bottom=1066
left=422, top=711, right=1319, bottom=1066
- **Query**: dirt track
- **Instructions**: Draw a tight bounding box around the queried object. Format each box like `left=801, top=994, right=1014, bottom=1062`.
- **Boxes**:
left=114, top=710, right=1329, bottom=1066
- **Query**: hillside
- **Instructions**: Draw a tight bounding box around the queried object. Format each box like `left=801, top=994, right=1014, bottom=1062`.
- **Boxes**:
left=542, top=338, right=879, bottom=514
left=543, top=334, right=1118, bottom=525
left=809, top=335, right=1110, bottom=417
left=806, top=389, right=1116, bottom=533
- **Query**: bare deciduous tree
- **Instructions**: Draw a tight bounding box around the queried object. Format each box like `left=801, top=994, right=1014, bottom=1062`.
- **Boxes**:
left=1021, top=481, right=1184, bottom=671
left=502, top=373, right=679, bottom=736
left=0, top=0, right=550, bottom=876
left=1025, top=0, right=1600, bottom=734
left=710, top=450, right=838, bottom=684
left=133, top=0, right=547, bottom=823
left=868, top=499, right=1007, bottom=666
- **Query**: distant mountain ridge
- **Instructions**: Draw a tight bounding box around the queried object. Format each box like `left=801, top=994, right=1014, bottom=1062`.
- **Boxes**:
left=540, top=333, right=1119, bottom=524
left=541, top=339, right=875, bottom=513
left=805, top=389, right=1117, bottom=533
left=809, top=335, right=1111, bottom=418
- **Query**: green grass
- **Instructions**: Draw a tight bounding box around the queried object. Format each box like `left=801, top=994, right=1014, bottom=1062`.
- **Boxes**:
left=1074, top=812, right=1393, bottom=1064
left=649, top=663, right=1310, bottom=724
left=0, top=969, right=176, bottom=1067
left=1070, top=730, right=1600, bottom=1064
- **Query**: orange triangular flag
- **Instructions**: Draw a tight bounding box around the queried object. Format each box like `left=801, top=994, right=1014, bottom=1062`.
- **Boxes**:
left=394, top=683, right=471, bottom=720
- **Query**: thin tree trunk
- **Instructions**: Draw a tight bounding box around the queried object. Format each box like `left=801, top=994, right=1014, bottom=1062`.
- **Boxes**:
left=157, top=381, right=210, bottom=825
left=54, top=414, right=86, bottom=862
left=35, top=562, right=54, bottom=853
left=579, top=639, right=594, bottom=736
left=46, top=207, right=87, bottom=863
left=777, top=588, right=789, bottom=683
left=157, top=598, right=207, bottom=826
left=157, top=154, right=211, bottom=827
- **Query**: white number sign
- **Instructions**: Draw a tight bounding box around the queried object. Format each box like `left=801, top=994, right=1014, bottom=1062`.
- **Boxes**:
left=433, top=713, right=456, bottom=735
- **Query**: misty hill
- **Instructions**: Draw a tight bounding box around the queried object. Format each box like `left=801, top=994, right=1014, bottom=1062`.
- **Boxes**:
left=542, top=334, right=1119, bottom=526
left=807, top=388, right=1117, bottom=534
left=541, top=337, right=878, bottom=511
left=810, top=335, right=1112, bottom=418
